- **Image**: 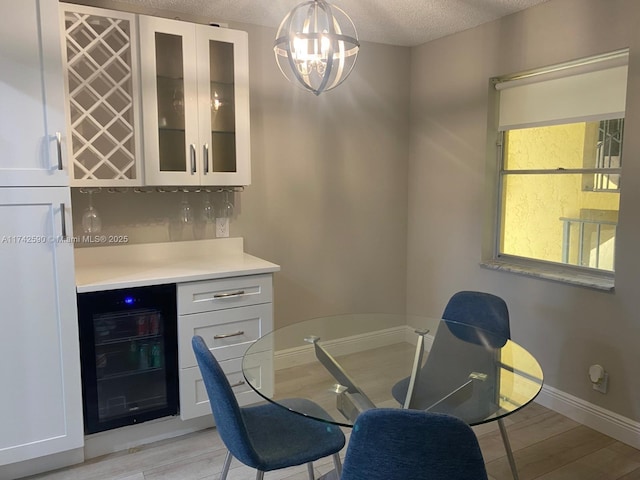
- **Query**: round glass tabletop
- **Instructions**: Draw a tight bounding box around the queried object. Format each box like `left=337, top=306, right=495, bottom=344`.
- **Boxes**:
left=242, top=313, right=543, bottom=428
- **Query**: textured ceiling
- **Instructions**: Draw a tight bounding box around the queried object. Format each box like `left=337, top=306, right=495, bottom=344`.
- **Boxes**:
left=108, top=0, right=551, bottom=47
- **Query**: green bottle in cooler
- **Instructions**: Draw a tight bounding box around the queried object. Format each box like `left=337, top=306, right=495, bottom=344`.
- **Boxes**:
left=151, top=343, right=162, bottom=368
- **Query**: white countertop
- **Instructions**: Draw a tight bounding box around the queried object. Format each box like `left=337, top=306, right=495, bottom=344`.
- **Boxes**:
left=75, top=238, right=280, bottom=293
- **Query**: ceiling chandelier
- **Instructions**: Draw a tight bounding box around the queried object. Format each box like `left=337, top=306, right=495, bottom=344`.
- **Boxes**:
left=274, top=0, right=360, bottom=95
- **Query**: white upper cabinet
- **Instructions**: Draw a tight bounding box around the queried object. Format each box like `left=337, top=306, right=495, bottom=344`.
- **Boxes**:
left=60, top=3, right=143, bottom=187
left=0, top=0, right=68, bottom=186
left=139, top=16, right=251, bottom=186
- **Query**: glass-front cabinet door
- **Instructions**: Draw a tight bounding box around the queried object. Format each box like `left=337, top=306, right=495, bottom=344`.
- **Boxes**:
left=139, top=16, right=199, bottom=186
left=196, top=27, right=251, bottom=186
left=140, top=16, right=250, bottom=186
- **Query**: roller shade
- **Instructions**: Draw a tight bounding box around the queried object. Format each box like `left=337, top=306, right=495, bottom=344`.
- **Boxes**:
left=496, top=54, right=628, bottom=131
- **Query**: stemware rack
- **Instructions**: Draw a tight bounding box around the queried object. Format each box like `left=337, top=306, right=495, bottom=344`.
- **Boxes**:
left=77, top=186, right=244, bottom=194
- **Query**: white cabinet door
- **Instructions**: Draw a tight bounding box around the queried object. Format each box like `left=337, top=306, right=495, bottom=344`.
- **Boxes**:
left=0, top=0, right=68, bottom=187
left=139, top=15, right=200, bottom=186
left=195, top=26, right=251, bottom=186
left=140, top=16, right=251, bottom=186
left=0, top=188, right=83, bottom=465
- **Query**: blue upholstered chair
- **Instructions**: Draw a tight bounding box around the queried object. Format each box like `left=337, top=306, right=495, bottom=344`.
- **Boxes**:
left=441, top=290, right=510, bottom=340
left=340, top=408, right=488, bottom=480
left=391, top=291, right=517, bottom=477
left=392, top=290, right=510, bottom=407
left=192, top=335, right=345, bottom=480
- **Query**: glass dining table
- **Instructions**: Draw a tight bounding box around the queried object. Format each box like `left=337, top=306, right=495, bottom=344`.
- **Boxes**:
left=242, top=313, right=543, bottom=479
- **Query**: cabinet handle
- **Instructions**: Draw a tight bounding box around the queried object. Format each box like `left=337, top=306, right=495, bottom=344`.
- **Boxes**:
left=213, top=290, right=246, bottom=298
left=60, top=203, right=67, bottom=239
left=203, top=144, right=209, bottom=174
left=214, top=330, right=245, bottom=339
left=229, top=380, right=246, bottom=388
left=190, top=144, right=196, bottom=174
left=55, top=132, right=63, bottom=170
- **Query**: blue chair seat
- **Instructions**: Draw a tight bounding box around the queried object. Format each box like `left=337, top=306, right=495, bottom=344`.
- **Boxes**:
left=241, top=398, right=345, bottom=471
left=192, top=335, right=345, bottom=480
left=341, top=408, right=488, bottom=480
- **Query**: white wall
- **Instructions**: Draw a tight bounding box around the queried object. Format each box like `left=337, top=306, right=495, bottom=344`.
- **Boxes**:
left=407, top=0, right=640, bottom=422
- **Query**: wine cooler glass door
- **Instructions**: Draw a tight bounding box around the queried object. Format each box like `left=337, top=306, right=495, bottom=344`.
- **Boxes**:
left=78, top=284, right=178, bottom=434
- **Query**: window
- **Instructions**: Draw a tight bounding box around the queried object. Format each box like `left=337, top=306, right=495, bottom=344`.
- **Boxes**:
left=490, top=50, right=628, bottom=286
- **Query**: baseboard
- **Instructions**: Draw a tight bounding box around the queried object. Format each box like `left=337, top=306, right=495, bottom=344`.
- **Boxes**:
left=535, top=384, right=640, bottom=449
left=274, top=325, right=432, bottom=370
left=275, top=328, right=640, bottom=450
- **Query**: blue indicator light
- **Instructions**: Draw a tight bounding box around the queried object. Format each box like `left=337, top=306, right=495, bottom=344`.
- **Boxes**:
left=124, top=296, right=134, bottom=305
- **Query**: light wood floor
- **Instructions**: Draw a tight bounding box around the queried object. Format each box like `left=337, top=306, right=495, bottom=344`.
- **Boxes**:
left=26, top=402, right=640, bottom=480
left=27, top=342, right=640, bottom=479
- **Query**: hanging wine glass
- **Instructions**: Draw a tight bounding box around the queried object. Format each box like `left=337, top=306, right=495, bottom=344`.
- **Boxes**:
left=172, top=86, right=184, bottom=114
left=201, top=192, right=215, bottom=222
left=179, top=191, right=194, bottom=224
left=82, top=188, right=102, bottom=234
left=219, top=189, right=234, bottom=218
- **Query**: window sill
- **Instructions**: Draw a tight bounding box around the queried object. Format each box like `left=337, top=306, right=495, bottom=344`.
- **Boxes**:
left=480, top=259, right=614, bottom=291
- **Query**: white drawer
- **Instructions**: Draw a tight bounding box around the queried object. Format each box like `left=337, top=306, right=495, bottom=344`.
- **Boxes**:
left=179, top=357, right=267, bottom=420
left=178, top=274, right=272, bottom=315
left=179, top=303, right=273, bottom=368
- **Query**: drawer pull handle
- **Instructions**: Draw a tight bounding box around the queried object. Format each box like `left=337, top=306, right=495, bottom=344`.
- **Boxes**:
left=230, top=380, right=246, bottom=388
left=214, top=331, right=245, bottom=339
left=213, top=290, right=246, bottom=299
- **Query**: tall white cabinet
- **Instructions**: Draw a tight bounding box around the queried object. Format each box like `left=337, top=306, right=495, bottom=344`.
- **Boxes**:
left=0, top=189, right=83, bottom=466
left=0, top=0, right=83, bottom=469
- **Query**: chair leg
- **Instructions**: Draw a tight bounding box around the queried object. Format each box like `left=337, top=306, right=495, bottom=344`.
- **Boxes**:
left=498, top=418, right=520, bottom=480
left=256, top=470, right=264, bottom=480
left=220, top=450, right=232, bottom=480
left=332, top=453, right=342, bottom=477
left=306, top=462, right=315, bottom=479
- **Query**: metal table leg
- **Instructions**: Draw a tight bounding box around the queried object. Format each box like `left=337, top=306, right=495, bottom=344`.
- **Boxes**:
left=317, top=453, right=342, bottom=480
left=498, top=418, right=520, bottom=480
left=403, top=329, right=429, bottom=409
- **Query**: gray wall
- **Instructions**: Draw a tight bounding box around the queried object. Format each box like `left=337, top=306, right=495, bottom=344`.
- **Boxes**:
left=234, top=24, right=410, bottom=327
left=69, top=1, right=411, bottom=328
left=407, top=0, right=640, bottom=421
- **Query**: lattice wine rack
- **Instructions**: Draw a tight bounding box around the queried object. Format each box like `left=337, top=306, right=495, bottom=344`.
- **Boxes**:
left=63, top=8, right=141, bottom=185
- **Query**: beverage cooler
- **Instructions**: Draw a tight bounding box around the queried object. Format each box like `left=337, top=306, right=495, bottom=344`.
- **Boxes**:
left=77, top=284, right=179, bottom=434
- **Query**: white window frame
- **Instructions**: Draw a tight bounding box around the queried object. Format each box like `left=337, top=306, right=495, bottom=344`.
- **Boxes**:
left=482, top=50, right=629, bottom=291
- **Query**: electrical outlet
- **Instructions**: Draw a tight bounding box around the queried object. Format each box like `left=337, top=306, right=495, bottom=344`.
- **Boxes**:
left=593, top=372, right=609, bottom=394
left=216, top=217, right=229, bottom=238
